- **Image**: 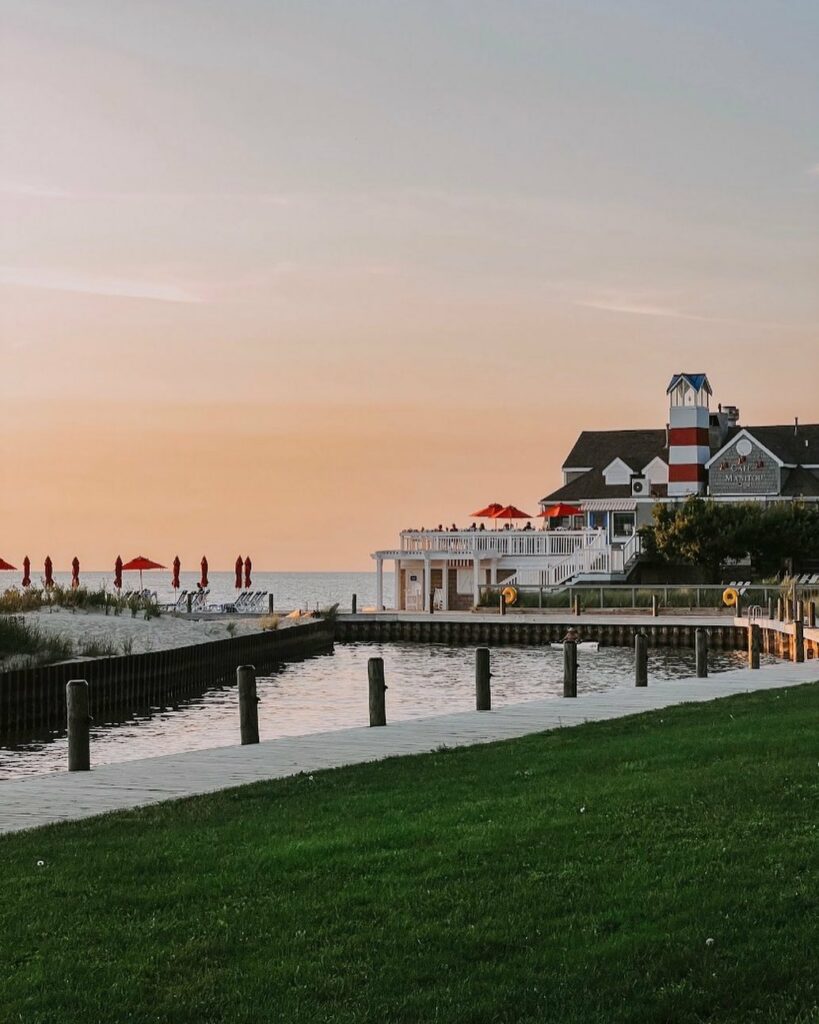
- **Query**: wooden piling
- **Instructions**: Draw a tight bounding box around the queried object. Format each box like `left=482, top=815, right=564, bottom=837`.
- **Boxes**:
left=635, top=632, right=648, bottom=687
left=475, top=648, right=491, bottom=711
left=368, top=657, right=387, bottom=726
left=748, top=624, right=760, bottom=670
left=563, top=641, right=578, bottom=698
left=794, top=619, right=805, bottom=663
left=651, top=595, right=658, bottom=618
left=67, top=679, right=90, bottom=772
left=695, top=628, right=708, bottom=678
left=499, top=593, right=505, bottom=617
left=237, top=665, right=260, bottom=744
left=808, top=601, right=817, bottom=629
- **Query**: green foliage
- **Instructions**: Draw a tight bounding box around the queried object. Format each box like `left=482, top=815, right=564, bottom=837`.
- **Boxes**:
left=0, top=615, right=74, bottom=666
left=1, top=686, right=818, bottom=1023
left=640, top=498, right=819, bottom=582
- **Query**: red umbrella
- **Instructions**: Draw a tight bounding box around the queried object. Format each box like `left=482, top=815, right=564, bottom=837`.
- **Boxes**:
left=71, top=556, right=80, bottom=590
left=114, top=555, right=123, bottom=590
left=172, top=556, right=181, bottom=591
left=0, top=556, right=16, bottom=571
left=244, top=556, right=252, bottom=589
left=538, top=503, right=584, bottom=518
left=22, top=556, right=31, bottom=587
left=471, top=503, right=504, bottom=518
left=200, top=556, right=209, bottom=589
left=121, top=555, right=165, bottom=592
left=492, top=505, right=532, bottom=521
left=234, top=556, right=243, bottom=590
left=44, top=556, right=54, bottom=588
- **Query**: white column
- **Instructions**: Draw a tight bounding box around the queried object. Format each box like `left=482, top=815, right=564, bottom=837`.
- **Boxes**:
left=423, top=556, right=431, bottom=612
left=473, top=554, right=481, bottom=607
left=394, top=558, right=402, bottom=610
left=376, top=556, right=383, bottom=611
left=441, top=560, right=449, bottom=610
left=490, top=560, right=498, bottom=585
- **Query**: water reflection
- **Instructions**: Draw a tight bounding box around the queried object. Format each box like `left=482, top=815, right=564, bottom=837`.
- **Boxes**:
left=0, top=643, right=769, bottom=780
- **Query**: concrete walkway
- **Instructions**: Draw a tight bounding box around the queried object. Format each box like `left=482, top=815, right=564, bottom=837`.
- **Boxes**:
left=1, top=660, right=816, bottom=836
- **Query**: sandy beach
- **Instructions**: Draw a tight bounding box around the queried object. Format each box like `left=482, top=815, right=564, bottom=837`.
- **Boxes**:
left=8, top=607, right=304, bottom=665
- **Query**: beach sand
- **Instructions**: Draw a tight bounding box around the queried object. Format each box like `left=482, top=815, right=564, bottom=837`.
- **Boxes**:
left=8, top=607, right=299, bottom=664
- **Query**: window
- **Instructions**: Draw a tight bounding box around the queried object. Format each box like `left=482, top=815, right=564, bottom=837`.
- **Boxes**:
left=612, top=512, right=635, bottom=538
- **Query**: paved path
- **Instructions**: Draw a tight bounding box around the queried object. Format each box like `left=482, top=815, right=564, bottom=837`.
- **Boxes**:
left=1, top=660, right=816, bottom=836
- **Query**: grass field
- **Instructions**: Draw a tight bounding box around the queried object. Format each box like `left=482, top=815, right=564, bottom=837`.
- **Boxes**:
left=1, top=685, right=817, bottom=1024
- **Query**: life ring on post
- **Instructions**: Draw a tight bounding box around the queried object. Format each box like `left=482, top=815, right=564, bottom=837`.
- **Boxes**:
left=502, top=586, right=518, bottom=606
left=722, top=587, right=739, bottom=608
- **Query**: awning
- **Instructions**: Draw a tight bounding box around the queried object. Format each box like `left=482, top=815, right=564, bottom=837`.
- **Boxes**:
left=580, top=499, right=637, bottom=511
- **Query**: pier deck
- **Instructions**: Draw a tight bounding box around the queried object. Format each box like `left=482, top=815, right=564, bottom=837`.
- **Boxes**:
left=1, top=657, right=816, bottom=836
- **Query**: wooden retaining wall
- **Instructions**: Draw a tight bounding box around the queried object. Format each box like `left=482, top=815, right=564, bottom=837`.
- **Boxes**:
left=335, top=617, right=750, bottom=651
left=0, top=619, right=334, bottom=741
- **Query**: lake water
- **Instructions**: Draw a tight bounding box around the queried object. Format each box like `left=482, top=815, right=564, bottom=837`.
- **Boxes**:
left=0, top=570, right=388, bottom=612
left=0, top=641, right=766, bottom=780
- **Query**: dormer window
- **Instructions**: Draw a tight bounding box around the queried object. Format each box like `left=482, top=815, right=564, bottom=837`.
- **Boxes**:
left=602, top=458, right=633, bottom=485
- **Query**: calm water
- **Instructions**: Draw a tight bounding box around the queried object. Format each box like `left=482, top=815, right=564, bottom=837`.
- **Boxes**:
left=0, top=570, right=389, bottom=612
left=0, top=642, right=766, bottom=780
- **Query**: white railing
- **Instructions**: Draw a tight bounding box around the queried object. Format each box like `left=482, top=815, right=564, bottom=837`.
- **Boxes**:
left=399, top=529, right=602, bottom=558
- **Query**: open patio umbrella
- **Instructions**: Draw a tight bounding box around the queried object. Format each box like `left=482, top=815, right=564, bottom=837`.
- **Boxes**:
left=492, top=505, right=532, bottom=521
left=71, top=556, right=80, bottom=590
left=172, top=556, right=181, bottom=592
left=244, top=556, right=252, bottom=589
left=200, top=556, right=209, bottom=589
left=471, top=503, right=504, bottom=518
left=234, top=556, right=243, bottom=590
left=114, top=555, right=123, bottom=591
left=22, top=556, right=31, bottom=587
left=44, top=556, right=54, bottom=588
left=538, top=503, right=584, bottom=518
left=0, top=556, right=16, bottom=571
left=121, top=555, right=165, bottom=593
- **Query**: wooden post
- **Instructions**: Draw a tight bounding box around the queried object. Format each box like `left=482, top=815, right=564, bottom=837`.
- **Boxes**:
left=651, top=594, right=658, bottom=618
left=573, top=596, right=580, bottom=617
left=635, top=632, right=648, bottom=687
left=368, top=657, right=387, bottom=726
left=475, top=647, right=491, bottom=711
left=499, top=593, right=505, bottom=617
left=796, top=599, right=804, bottom=624
left=767, top=598, right=773, bottom=620
left=563, top=641, right=578, bottom=698
left=794, top=619, right=805, bottom=663
left=268, top=593, right=275, bottom=614
left=351, top=593, right=357, bottom=615
left=808, top=601, right=817, bottom=628
left=186, top=593, right=193, bottom=614
left=237, top=664, right=259, bottom=744
left=748, top=624, right=760, bottom=670
left=776, top=597, right=783, bottom=621
left=695, top=628, right=708, bottom=678
left=67, top=679, right=90, bottom=772
left=430, top=590, right=435, bottom=615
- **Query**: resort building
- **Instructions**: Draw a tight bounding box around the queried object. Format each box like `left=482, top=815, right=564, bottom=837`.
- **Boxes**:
left=373, top=373, right=819, bottom=610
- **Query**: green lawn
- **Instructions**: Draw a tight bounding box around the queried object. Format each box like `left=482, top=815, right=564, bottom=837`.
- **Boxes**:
left=2, top=686, right=817, bottom=1024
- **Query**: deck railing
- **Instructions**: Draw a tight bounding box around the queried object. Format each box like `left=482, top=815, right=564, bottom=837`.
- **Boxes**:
left=399, top=529, right=603, bottom=558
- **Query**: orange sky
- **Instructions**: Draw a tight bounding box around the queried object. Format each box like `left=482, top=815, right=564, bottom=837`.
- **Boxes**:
left=2, top=3, right=818, bottom=570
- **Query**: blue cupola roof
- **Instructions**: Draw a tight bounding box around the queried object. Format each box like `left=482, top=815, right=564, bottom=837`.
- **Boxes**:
left=666, top=373, right=712, bottom=395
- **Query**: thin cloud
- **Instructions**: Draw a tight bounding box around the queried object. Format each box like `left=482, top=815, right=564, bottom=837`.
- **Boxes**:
left=0, top=267, right=202, bottom=303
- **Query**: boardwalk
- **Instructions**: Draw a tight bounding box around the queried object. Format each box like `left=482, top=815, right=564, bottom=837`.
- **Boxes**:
left=1, top=659, right=816, bottom=836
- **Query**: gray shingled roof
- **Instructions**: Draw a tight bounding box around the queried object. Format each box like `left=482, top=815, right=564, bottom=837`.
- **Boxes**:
left=561, top=429, right=668, bottom=471
left=781, top=466, right=819, bottom=497
left=742, top=425, right=819, bottom=465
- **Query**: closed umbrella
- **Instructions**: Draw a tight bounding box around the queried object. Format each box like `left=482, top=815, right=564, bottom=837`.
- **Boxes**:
left=200, top=556, right=209, bottom=589
left=71, top=556, right=80, bottom=590
left=114, top=555, right=123, bottom=591
left=244, top=556, right=252, bottom=589
left=22, top=556, right=31, bottom=587
left=44, top=556, right=54, bottom=588
left=234, top=556, right=243, bottom=590
left=0, top=556, right=16, bottom=571
left=172, top=556, right=181, bottom=592
left=121, top=555, right=165, bottom=593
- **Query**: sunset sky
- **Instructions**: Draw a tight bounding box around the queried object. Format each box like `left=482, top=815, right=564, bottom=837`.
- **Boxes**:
left=2, top=1, right=818, bottom=570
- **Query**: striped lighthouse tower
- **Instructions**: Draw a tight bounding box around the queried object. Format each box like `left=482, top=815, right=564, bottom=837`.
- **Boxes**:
left=667, top=373, right=712, bottom=497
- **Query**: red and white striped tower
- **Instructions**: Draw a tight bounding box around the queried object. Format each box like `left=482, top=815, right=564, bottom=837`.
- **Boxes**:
left=667, top=373, right=712, bottom=497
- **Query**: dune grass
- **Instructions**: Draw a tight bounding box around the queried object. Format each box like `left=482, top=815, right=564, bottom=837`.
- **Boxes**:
left=1, top=685, right=817, bottom=1024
